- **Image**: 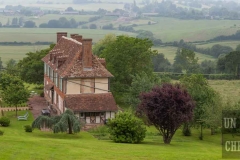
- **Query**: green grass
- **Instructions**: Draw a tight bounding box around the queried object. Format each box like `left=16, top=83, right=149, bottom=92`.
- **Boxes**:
left=135, top=17, right=240, bottom=42
left=153, top=46, right=216, bottom=64
left=0, top=45, right=49, bottom=64
left=0, top=111, right=222, bottom=160
left=0, top=28, right=136, bottom=43
left=208, top=80, right=240, bottom=104
left=195, top=40, right=240, bottom=49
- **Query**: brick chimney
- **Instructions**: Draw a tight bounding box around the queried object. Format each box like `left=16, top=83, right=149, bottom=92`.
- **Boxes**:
left=75, top=35, right=83, bottom=43
left=57, top=32, right=67, bottom=43
left=82, top=39, right=93, bottom=69
left=70, top=34, right=78, bottom=39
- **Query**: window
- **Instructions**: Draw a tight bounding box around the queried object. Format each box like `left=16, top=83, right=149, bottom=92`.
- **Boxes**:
left=49, top=67, right=51, bottom=79
left=60, top=78, right=62, bottom=91
left=44, top=63, right=47, bottom=74
left=80, top=79, right=95, bottom=93
left=80, top=113, right=84, bottom=118
left=46, top=65, right=49, bottom=76
left=55, top=73, right=58, bottom=87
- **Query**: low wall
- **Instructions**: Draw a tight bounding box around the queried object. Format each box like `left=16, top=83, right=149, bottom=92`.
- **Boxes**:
left=0, top=107, right=30, bottom=112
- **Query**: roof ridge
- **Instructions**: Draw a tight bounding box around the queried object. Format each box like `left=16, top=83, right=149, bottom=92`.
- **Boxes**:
left=62, top=36, right=82, bottom=45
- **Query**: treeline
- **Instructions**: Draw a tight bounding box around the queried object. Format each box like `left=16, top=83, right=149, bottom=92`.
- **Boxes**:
left=165, top=39, right=233, bottom=58
left=210, top=30, right=240, bottom=41
left=140, top=0, right=240, bottom=20
left=0, top=41, right=53, bottom=46
left=153, top=47, right=240, bottom=80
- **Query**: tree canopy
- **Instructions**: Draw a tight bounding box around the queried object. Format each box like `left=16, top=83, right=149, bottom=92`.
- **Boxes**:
left=101, top=35, right=156, bottom=94
left=173, top=48, right=199, bottom=73
left=0, top=73, right=29, bottom=116
left=138, top=83, right=195, bottom=144
left=17, top=44, right=55, bottom=84
left=32, top=109, right=81, bottom=134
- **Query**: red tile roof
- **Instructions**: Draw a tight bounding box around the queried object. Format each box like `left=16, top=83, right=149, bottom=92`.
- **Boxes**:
left=42, top=36, right=113, bottom=78
left=44, top=83, right=54, bottom=90
left=65, top=93, right=118, bottom=112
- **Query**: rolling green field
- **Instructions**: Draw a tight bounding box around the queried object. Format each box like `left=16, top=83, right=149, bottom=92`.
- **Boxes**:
left=154, top=46, right=216, bottom=64
left=0, top=111, right=222, bottom=160
left=135, top=17, right=240, bottom=42
left=195, top=40, right=240, bottom=49
left=0, top=45, right=49, bottom=64
left=0, top=28, right=136, bottom=43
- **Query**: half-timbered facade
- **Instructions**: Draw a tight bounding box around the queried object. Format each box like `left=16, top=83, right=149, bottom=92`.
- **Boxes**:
left=42, top=32, right=118, bottom=124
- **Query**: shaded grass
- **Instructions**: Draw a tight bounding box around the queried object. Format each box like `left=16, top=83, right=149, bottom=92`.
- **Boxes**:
left=0, top=111, right=222, bottom=160
left=153, top=46, right=216, bottom=64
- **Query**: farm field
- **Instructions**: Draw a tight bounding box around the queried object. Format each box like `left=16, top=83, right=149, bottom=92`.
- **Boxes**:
left=195, top=40, right=240, bottom=49
left=0, top=45, right=49, bottom=64
left=208, top=80, right=240, bottom=104
left=135, top=17, right=240, bottom=42
left=153, top=46, right=216, bottom=64
left=0, top=111, right=222, bottom=160
left=0, top=28, right=136, bottom=43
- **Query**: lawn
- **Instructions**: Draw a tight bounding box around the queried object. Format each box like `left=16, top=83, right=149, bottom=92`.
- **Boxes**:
left=135, top=17, right=240, bottom=42
left=0, top=45, right=49, bottom=64
left=153, top=46, right=216, bottom=64
left=0, top=111, right=222, bottom=160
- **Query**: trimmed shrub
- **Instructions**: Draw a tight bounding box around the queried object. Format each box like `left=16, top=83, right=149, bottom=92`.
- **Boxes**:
left=108, top=112, right=146, bottom=143
left=0, top=130, right=4, bottom=136
left=0, top=116, right=10, bottom=127
left=24, top=125, right=33, bottom=132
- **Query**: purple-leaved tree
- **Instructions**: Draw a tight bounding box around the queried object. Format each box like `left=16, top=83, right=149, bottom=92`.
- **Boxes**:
left=138, top=83, right=195, bottom=144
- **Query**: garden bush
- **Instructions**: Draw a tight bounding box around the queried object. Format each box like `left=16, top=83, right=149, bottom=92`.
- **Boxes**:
left=0, top=130, right=4, bottom=135
left=0, top=116, right=10, bottom=127
left=108, top=112, right=146, bottom=143
left=24, top=125, right=33, bottom=132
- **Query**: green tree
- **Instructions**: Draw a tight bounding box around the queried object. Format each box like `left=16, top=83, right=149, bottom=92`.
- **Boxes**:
left=0, top=57, right=3, bottom=70
left=101, top=35, right=156, bottom=95
left=200, top=60, right=216, bottom=74
left=93, top=33, right=116, bottom=56
left=17, top=44, right=55, bottom=84
left=173, top=48, right=199, bottom=73
left=108, top=112, right=146, bottom=143
left=0, top=73, right=29, bottom=116
left=23, top=21, right=36, bottom=28
left=210, top=44, right=233, bottom=58
left=152, top=53, right=171, bottom=72
left=180, top=74, right=221, bottom=137
left=236, top=44, right=240, bottom=51
left=216, top=54, right=226, bottom=73
left=224, top=51, right=240, bottom=76
left=124, top=72, right=160, bottom=110
left=32, top=109, right=81, bottom=134
left=89, top=24, right=97, bottom=29
left=5, top=59, right=18, bottom=76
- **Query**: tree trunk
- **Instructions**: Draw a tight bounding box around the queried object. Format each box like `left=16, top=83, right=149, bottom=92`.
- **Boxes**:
left=163, top=135, right=172, bottom=144
left=211, top=128, right=215, bottom=135
left=15, top=106, right=18, bottom=117
left=199, top=124, right=203, bottom=140
left=68, top=117, right=73, bottom=134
